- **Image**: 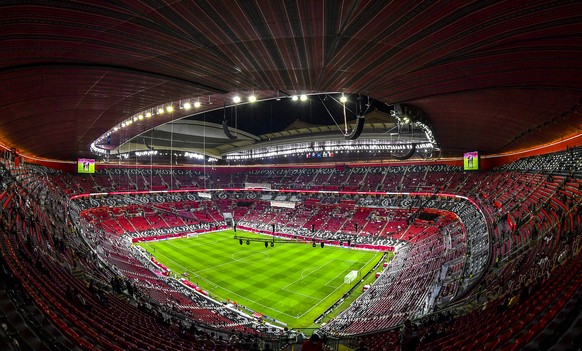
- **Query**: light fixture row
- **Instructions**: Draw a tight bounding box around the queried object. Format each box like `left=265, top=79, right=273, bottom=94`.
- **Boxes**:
left=111, top=100, right=205, bottom=133
left=290, top=94, right=308, bottom=102
left=92, top=92, right=349, bottom=155
left=112, top=93, right=338, bottom=134
left=231, top=93, right=316, bottom=104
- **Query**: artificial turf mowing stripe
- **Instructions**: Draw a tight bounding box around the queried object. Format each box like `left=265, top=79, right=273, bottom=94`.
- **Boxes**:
left=138, top=230, right=384, bottom=328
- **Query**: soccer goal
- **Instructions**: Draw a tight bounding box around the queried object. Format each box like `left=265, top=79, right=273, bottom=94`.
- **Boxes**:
left=344, top=270, right=359, bottom=284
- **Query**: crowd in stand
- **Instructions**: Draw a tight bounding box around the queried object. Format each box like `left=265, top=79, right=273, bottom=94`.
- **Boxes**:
left=0, top=147, right=580, bottom=350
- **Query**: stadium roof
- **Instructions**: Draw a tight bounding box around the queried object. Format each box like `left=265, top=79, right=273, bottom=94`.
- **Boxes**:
left=0, top=1, right=581, bottom=162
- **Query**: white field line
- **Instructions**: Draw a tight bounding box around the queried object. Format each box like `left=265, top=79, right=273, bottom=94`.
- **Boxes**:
left=196, top=251, right=269, bottom=273
left=162, top=236, right=231, bottom=249
left=149, top=248, right=299, bottom=318
left=150, top=240, right=381, bottom=320
left=295, top=253, right=380, bottom=318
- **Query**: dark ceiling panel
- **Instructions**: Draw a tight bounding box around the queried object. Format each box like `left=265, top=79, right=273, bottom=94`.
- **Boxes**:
left=0, top=1, right=580, bottom=160
left=412, top=89, right=581, bottom=154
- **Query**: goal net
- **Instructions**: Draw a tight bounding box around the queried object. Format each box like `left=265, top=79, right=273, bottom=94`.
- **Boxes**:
left=344, top=270, right=359, bottom=284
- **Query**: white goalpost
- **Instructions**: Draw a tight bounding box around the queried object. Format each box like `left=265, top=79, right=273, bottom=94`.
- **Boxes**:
left=344, top=270, right=359, bottom=284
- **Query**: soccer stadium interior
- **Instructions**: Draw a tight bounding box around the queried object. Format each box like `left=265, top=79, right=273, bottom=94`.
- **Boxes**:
left=0, top=2, right=581, bottom=351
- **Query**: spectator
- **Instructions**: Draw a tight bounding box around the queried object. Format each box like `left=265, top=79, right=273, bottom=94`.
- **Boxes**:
left=302, top=333, right=324, bottom=351
left=400, top=319, right=419, bottom=351
left=355, top=340, right=370, bottom=351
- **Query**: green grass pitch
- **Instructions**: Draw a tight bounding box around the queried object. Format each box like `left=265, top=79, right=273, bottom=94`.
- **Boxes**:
left=137, top=230, right=385, bottom=328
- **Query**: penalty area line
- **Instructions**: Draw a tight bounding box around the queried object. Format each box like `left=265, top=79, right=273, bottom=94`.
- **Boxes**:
left=296, top=255, right=379, bottom=318
left=149, top=249, right=299, bottom=319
